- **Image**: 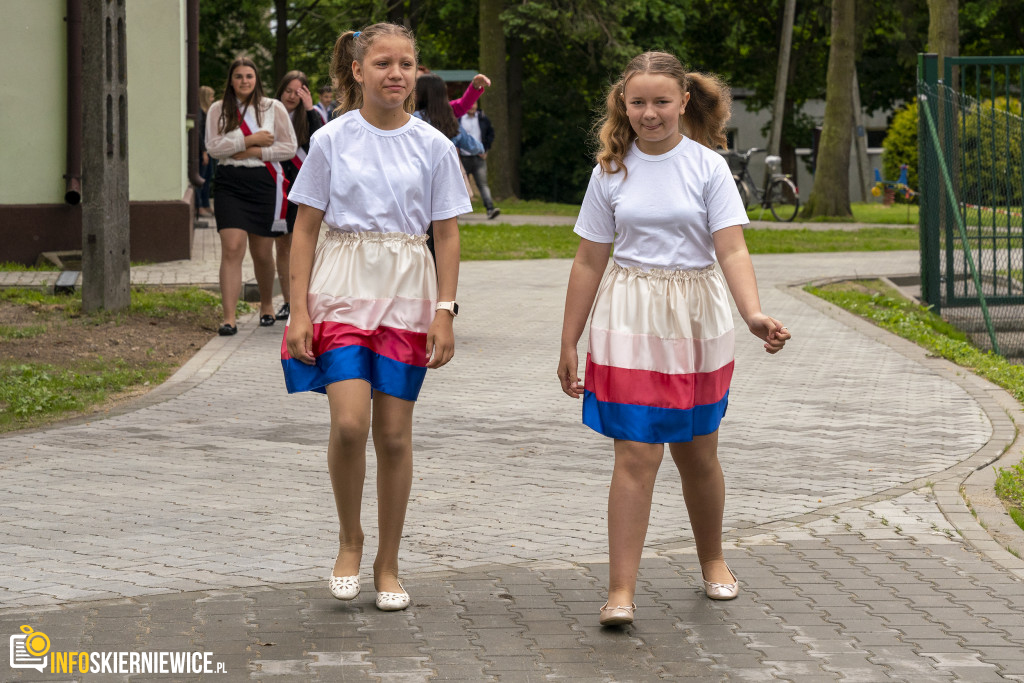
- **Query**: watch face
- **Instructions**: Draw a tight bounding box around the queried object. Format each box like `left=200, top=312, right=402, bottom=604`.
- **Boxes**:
left=452, top=302, right=459, bottom=316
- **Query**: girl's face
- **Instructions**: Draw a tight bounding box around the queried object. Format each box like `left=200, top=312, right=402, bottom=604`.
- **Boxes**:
left=623, top=73, right=690, bottom=155
left=280, top=79, right=303, bottom=112
left=352, top=36, right=416, bottom=112
left=232, top=66, right=257, bottom=101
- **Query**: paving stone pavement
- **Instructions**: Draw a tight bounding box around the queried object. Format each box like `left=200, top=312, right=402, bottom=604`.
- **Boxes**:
left=3, top=245, right=1024, bottom=681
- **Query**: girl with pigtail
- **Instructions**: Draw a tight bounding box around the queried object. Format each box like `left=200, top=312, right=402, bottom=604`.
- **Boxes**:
left=282, top=24, right=471, bottom=612
left=557, top=51, right=791, bottom=626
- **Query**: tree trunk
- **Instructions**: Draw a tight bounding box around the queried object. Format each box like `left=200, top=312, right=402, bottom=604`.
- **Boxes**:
left=507, top=34, right=523, bottom=197
left=274, top=0, right=289, bottom=88
left=479, top=0, right=516, bottom=199
left=800, top=0, right=855, bottom=219
left=927, top=0, right=958, bottom=76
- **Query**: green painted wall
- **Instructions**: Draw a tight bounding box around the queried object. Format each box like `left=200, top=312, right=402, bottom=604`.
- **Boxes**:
left=0, top=1, right=187, bottom=206
left=0, top=2, right=67, bottom=204
left=127, top=1, right=188, bottom=202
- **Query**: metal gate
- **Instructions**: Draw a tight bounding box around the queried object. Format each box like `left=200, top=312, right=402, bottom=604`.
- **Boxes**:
left=918, top=53, right=1024, bottom=357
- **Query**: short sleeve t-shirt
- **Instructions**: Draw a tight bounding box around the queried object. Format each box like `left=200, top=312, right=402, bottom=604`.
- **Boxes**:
left=574, top=136, right=749, bottom=270
left=288, top=110, right=472, bottom=235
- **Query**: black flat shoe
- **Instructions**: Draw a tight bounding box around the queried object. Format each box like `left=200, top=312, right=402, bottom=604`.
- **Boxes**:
left=275, top=302, right=290, bottom=320
left=259, top=314, right=275, bottom=327
left=218, top=323, right=237, bottom=336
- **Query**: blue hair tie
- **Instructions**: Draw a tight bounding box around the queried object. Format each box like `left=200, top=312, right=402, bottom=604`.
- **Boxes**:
left=354, top=31, right=361, bottom=38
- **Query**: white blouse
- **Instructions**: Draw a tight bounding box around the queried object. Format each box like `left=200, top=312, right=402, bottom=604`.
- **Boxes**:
left=205, top=98, right=297, bottom=167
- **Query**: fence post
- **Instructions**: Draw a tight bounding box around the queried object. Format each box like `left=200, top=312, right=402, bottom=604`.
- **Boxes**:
left=919, top=53, right=941, bottom=312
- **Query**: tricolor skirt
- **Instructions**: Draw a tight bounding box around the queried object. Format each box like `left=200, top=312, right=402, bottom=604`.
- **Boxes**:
left=583, top=263, right=735, bottom=444
left=281, top=231, right=436, bottom=401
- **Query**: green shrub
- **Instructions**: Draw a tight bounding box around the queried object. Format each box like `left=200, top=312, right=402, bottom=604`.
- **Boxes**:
left=960, top=96, right=1024, bottom=206
left=881, top=101, right=919, bottom=192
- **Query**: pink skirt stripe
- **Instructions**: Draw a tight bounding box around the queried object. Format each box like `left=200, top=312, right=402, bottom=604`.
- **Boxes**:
left=281, top=321, right=428, bottom=367
left=306, top=293, right=435, bottom=331
left=588, top=326, right=735, bottom=375
left=585, top=354, right=733, bottom=411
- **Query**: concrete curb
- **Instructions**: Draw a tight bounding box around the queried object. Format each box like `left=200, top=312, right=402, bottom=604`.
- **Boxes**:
left=789, top=279, right=1024, bottom=578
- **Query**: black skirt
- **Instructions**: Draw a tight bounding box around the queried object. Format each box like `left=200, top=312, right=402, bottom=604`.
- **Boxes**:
left=214, top=164, right=280, bottom=237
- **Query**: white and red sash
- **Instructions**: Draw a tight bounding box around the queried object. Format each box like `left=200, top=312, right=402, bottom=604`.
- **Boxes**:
left=288, top=145, right=307, bottom=171
left=239, top=105, right=289, bottom=233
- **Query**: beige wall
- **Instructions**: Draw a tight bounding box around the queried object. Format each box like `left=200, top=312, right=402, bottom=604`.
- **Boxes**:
left=0, top=2, right=68, bottom=204
left=0, top=1, right=188, bottom=206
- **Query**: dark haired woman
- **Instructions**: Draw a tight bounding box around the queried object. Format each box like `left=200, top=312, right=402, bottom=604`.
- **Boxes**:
left=414, top=73, right=483, bottom=156
left=273, top=70, right=323, bottom=321
left=205, top=57, right=297, bottom=335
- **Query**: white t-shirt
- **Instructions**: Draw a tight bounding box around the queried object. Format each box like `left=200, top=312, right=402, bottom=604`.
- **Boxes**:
left=574, top=136, right=749, bottom=270
left=288, top=110, right=472, bottom=235
left=459, top=112, right=482, bottom=157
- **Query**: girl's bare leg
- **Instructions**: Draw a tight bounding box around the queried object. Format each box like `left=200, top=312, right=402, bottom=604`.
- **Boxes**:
left=668, top=431, right=732, bottom=584
left=607, top=439, right=664, bottom=608
left=275, top=233, right=292, bottom=304
left=369, top=391, right=416, bottom=594
left=217, top=228, right=248, bottom=326
left=247, top=233, right=278, bottom=318
left=325, top=380, right=373, bottom=576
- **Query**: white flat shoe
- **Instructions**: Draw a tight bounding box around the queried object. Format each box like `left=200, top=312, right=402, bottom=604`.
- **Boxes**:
left=702, top=564, right=739, bottom=600
left=375, top=580, right=410, bottom=611
left=599, top=602, right=636, bottom=626
left=329, top=574, right=360, bottom=601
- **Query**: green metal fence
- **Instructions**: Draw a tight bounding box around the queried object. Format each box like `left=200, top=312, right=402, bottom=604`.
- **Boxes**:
left=918, top=53, right=1024, bottom=359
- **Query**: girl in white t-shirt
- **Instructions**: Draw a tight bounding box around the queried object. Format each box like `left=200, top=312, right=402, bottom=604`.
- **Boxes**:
left=557, top=51, right=791, bottom=626
left=283, top=23, right=471, bottom=612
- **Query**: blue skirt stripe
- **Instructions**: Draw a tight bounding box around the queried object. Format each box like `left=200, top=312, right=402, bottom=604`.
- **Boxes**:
left=582, top=390, right=729, bottom=444
left=282, top=345, right=427, bottom=401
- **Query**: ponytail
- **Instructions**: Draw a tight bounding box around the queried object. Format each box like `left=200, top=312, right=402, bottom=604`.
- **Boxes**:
left=329, top=23, right=418, bottom=117
left=682, top=72, right=731, bottom=150
left=594, top=52, right=732, bottom=176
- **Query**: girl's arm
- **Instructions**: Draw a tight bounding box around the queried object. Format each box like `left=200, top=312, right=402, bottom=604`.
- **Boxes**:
left=285, top=204, right=325, bottom=365
left=427, top=217, right=460, bottom=369
left=449, top=76, right=488, bottom=118
left=713, top=225, right=790, bottom=353
left=204, top=101, right=247, bottom=159
left=557, top=238, right=612, bottom=398
left=451, top=126, right=484, bottom=155
left=262, top=101, right=299, bottom=162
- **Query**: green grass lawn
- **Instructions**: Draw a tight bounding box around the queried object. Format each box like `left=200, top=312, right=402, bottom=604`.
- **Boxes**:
left=807, top=278, right=1024, bottom=531
left=470, top=198, right=581, bottom=216
left=460, top=224, right=919, bottom=260
left=745, top=201, right=920, bottom=225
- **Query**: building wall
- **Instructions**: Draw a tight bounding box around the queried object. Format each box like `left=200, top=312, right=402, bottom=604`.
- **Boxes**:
left=126, top=0, right=188, bottom=202
left=0, top=1, right=187, bottom=205
left=0, top=1, right=68, bottom=204
left=729, top=97, right=894, bottom=203
left=0, top=1, right=191, bottom=265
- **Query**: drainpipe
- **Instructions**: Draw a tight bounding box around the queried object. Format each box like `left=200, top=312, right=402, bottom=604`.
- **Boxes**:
left=186, top=0, right=203, bottom=188
left=64, top=0, right=82, bottom=205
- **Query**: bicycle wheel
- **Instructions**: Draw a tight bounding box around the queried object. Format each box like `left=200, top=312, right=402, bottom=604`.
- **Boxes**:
left=734, top=177, right=751, bottom=209
left=768, top=177, right=799, bottom=221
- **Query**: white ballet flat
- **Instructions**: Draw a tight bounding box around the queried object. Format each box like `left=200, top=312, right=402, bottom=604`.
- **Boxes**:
left=375, top=580, right=410, bottom=611
left=329, top=574, right=360, bottom=601
left=702, top=564, right=739, bottom=601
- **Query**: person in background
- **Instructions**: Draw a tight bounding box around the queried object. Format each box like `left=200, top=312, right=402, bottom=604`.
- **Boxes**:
left=313, top=83, right=334, bottom=124
left=205, top=57, right=297, bottom=335
left=459, top=101, right=500, bottom=220
left=197, top=85, right=216, bottom=218
left=273, top=70, right=323, bottom=322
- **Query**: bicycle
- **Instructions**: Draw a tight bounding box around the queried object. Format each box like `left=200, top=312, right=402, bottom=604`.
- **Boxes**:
left=721, top=148, right=800, bottom=222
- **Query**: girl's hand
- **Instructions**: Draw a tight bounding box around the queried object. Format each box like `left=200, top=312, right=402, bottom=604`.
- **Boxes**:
left=231, top=146, right=263, bottom=160
left=471, top=73, right=491, bottom=89
left=299, top=84, right=314, bottom=110
left=286, top=314, right=316, bottom=365
left=246, top=129, right=275, bottom=147
left=746, top=313, right=790, bottom=354
left=426, top=313, right=455, bottom=368
left=557, top=344, right=583, bottom=398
